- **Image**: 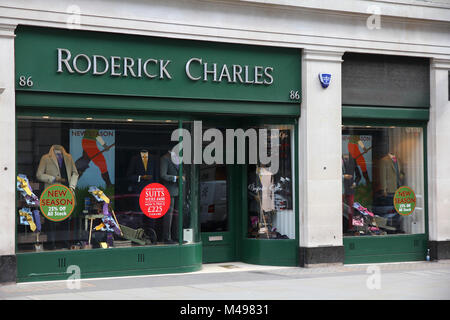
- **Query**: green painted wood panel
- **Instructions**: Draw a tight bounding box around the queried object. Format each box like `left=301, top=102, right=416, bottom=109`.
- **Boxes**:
left=16, top=92, right=301, bottom=117
left=15, top=26, right=301, bottom=104
left=242, top=239, right=298, bottom=266
left=342, top=106, right=429, bottom=121
left=16, top=243, right=202, bottom=282
left=343, top=234, right=427, bottom=264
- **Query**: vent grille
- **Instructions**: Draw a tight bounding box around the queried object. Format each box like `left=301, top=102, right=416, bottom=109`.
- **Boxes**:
left=58, top=257, right=66, bottom=268
left=137, top=253, right=145, bottom=263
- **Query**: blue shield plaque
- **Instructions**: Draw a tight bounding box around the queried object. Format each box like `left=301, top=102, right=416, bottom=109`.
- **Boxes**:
left=318, top=73, right=331, bottom=88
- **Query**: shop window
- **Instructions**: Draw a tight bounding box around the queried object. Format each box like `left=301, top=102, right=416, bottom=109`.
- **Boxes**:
left=342, top=126, right=425, bottom=237
left=16, top=117, right=193, bottom=252
left=247, top=125, right=295, bottom=239
left=199, top=163, right=228, bottom=233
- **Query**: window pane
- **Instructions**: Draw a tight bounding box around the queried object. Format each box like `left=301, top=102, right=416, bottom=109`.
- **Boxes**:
left=342, top=126, right=425, bottom=237
left=198, top=126, right=229, bottom=233
left=247, top=125, right=294, bottom=239
left=200, top=163, right=228, bottom=233
left=16, top=117, right=193, bottom=252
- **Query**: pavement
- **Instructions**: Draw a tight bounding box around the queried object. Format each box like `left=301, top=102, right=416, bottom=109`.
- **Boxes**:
left=1, top=260, right=450, bottom=301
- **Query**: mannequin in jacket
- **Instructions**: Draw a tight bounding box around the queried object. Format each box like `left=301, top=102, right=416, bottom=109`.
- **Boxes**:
left=36, top=144, right=79, bottom=249
left=160, top=150, right=183, bottom=244
left=127, top=149, right=157, bottom=194
left=125, top=149, right=158, bottom=236
left=379, top=152, right=403, bottom=197
left=36, top=144, right=79, bottom=191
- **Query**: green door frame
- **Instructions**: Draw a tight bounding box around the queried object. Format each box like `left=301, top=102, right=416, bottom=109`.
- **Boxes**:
left=200, top=164, right=241, bottom=263
left=199, top=116, right=299, bottom=265
left=239, top=118, right=299, bottom=266
left=342, top=106, right=429, bottom=264
left=198, top=117, right=251, bottom=263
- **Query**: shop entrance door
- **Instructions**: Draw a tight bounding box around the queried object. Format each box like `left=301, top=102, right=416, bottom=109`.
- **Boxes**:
left=200, top=162, right=241, bottom=263
left=197, top=120, right=244, bottom=263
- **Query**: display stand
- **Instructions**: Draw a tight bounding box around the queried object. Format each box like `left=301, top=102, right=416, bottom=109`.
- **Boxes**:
left=17, top=174, right=42, bottom=252
left=84, top=213, right=103, bottom=249
left=351, top=202, right=390, bottom=236
left=87, top=186, right=156, bottom=248
left=258, top=207, right=271, bottom=239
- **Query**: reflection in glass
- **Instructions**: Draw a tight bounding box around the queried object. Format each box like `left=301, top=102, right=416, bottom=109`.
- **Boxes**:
left=247, top=125, right=294, bottom=239
left=16, top=118, right=192, bottom=252
left=342, top=126, right=424, bottom=237
left=199, top=164, right=228, bottom=233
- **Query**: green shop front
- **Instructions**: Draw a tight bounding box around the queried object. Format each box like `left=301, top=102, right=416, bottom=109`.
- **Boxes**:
left=14, top=26, right=301, bottom=282
left=340, top=53, right=430, bottom=264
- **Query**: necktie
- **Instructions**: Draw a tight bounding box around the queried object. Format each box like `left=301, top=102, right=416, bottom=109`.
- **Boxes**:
left=57, top=153, right=63, bottom=168
left=142, top=155, right=148, bottom=171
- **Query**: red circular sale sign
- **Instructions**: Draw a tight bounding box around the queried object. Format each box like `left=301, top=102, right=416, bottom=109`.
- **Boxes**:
left=139, top=183, right=171, bottom=219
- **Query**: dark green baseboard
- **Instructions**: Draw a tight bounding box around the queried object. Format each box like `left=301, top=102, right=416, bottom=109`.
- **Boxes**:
left=344, top=234, right=427, bottom=264
left=17, top=243, right=202, bottom=283
left=202, top=245, right=235, bottom=263
left=344, top=252, right=425, bottom=265
left=241, top=239, right=297, bottom=266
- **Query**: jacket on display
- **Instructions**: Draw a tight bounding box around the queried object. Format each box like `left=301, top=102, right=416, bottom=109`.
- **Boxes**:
left=36, top=144, right=79, bottom=190
left=160, top=152, right=179, bottom=197
left=379, top=153, right=403, bottom=194
left=126, top=151, right=157, bottom=193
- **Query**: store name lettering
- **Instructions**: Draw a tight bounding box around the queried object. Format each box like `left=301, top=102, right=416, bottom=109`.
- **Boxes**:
left=57, top=48, right=274, bottom=85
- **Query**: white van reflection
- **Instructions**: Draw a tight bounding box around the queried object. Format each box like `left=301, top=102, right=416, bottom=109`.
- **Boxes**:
left=200, top=180, right=227, bottom=232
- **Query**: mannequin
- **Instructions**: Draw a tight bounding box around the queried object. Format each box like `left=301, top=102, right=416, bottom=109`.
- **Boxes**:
left=126, top=149, right=157, bottom=194
left=36, top=144, right=78, bottom=249
left=257, top=165, right=275, bottom=212
left=160, top=150, right=181, bottom=244
left=126, top=149, right=158, bottom=238
left=342, top=154, right=361, bottom=230
left=256, top=164, right=275, bottom=237
left=36, top=144, right=79, bottom=190
left=379, top=152, right=403, bottom=197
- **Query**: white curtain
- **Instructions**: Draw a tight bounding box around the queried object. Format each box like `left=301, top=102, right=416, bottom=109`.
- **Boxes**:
left=389, top=127, right=424, bottom=234
left=266, top=125, right=295, bottom=239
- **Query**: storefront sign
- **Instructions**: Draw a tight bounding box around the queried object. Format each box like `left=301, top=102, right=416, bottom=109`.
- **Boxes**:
left=15, top=26, right=301, bottom=104
left=139, top=183, right=171, bottom=219
left=39, top=184, right=75, bottom=222
left=393, top=186, right=416, bottom=216
left=55, top=50, right=274, bottom=86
